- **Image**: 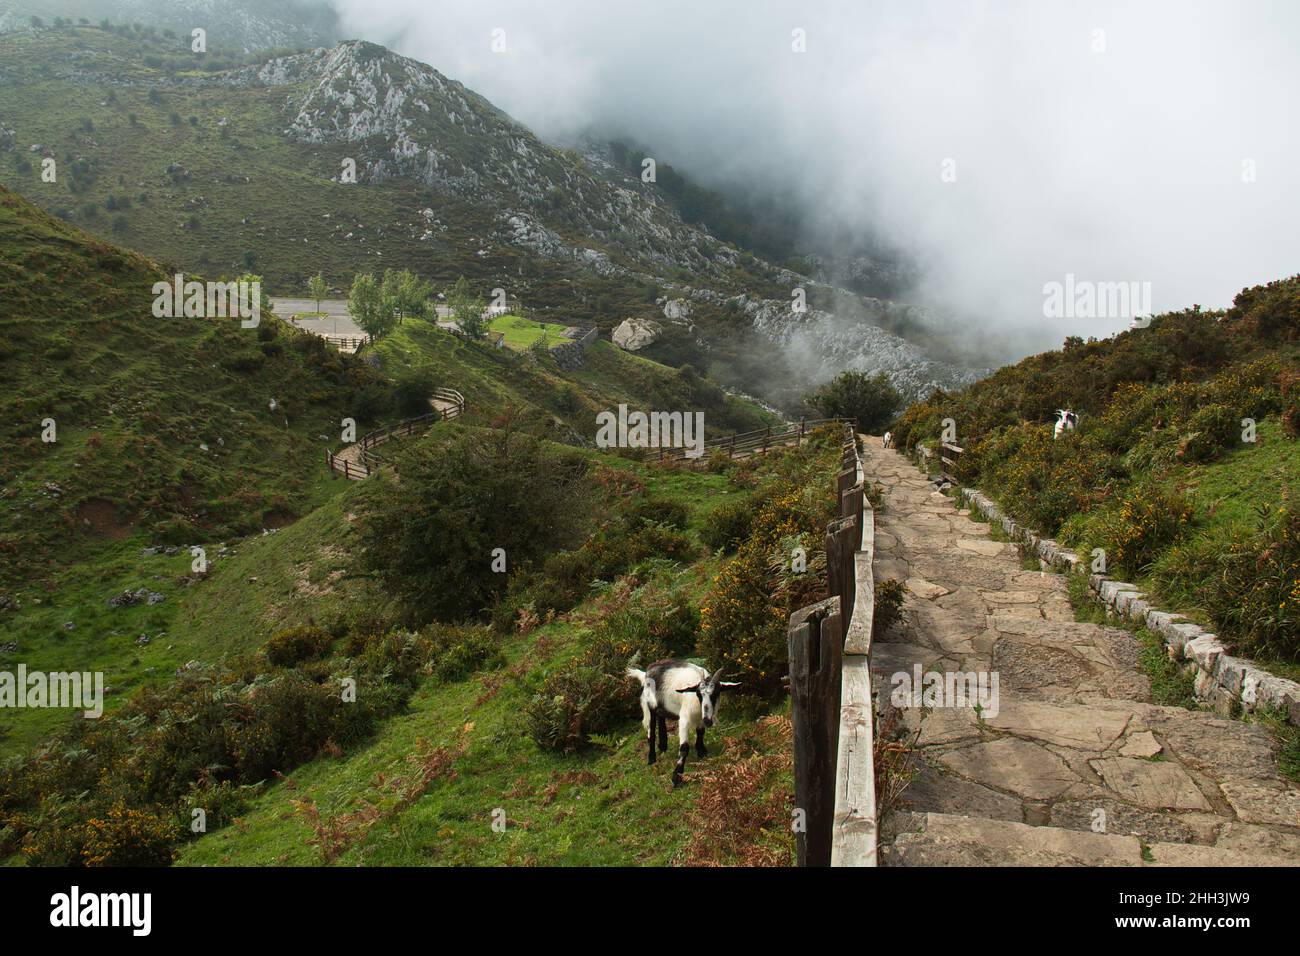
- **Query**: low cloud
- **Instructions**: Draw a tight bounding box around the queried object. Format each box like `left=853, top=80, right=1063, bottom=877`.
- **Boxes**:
left=330, top=0, right=1300, bottom=355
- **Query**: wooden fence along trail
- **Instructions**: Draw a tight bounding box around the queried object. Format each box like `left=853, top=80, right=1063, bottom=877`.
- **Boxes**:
left=327, top=387, right=465, bottom=480
left=787, top=424, right=878, bottom=866
left=659, top=417, right=854, bottom=463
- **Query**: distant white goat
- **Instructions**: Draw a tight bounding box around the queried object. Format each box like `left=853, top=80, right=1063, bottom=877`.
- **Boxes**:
left=627, top=660, right=740, bottom=787
left=1053, top=409, right=1078, bottom=438
left=882, top=431, right=893, bottom=449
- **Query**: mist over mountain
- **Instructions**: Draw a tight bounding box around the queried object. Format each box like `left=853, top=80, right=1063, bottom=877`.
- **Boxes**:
left=324, top=0, right=1300, bottom=360
left=0, top=0, right=339, bottom=52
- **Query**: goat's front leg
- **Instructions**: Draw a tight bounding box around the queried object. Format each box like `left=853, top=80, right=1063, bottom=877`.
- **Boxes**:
left=672, top=720, right=692, bottom=788
left=695, top=726, right=707, bottom=759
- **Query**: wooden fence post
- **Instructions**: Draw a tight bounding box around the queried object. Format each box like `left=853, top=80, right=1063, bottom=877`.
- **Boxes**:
left=788, top=596, right=843, bottom=867
left=825, top=514, right=857, bottom=624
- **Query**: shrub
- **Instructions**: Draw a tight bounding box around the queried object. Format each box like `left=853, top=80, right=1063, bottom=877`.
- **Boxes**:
left=526, top=666, right=628, bottom=753
left=422, top=623, right=504, bottom=682
left=1177, top=403, right=1241, bottom=463
left=701, top=495, right=757, bottom=552
left=627, top=497, right=688, bottom=530
left=874, top=579, right=909, bottom=638
left=1077, top=483, right=1193, bottom=578
left=264, top=625, right=333, bottom=667
left=698, top=463, right=838, bottom=699
left=393, top=373, right=437, bottom=417
left=22, top=801, right=180, bottom=867
left=359, top=426, right=592, bottom=623
left=804, top=370, right=903, bottom=433
left=1154, top=504, right=1299, bottom=660
left=80, top=803, right=181, bottom=866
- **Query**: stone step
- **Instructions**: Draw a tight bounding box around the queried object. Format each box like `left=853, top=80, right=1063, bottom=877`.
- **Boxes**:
left=883, top=812, right=1299, bottom=867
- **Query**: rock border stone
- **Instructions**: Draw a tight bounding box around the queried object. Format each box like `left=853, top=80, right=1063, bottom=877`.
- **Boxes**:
left=956, top=486, right=1300, bottom=729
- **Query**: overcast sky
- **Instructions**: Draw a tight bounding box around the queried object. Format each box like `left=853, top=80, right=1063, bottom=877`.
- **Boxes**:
left=328, top=0, right=1300, bottom=349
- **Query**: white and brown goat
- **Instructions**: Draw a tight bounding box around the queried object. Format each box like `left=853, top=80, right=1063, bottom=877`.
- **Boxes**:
left=626, top=660, right=739, bottom=787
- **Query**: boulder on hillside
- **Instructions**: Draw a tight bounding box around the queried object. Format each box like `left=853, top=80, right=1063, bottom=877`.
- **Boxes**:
left=612, top=317, right=662, bottom=352
left=662, top=298, right=692, bottom=322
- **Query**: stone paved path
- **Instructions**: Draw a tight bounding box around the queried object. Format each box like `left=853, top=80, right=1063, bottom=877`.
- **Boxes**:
left=863, top=438, right=1300, bottom=866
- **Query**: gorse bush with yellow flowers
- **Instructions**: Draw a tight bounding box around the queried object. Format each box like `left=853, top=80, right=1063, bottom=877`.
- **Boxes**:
left=1060, top=482, right=1194, bottom=579
left=698, top=428, right=842, bottom=699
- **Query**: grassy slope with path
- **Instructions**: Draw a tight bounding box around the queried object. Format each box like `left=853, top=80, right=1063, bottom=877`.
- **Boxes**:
left=0, top=183, right=772, bottom=756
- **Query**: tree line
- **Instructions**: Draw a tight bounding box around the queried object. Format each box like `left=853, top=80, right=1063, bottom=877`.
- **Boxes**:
left=305, top=271, right=490, bottom=341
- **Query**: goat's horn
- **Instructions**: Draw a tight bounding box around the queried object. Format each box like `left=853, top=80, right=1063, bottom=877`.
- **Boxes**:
left=710, top=667, right=725, bottom=684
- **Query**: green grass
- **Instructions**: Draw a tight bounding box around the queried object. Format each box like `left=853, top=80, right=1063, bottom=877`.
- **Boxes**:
left=487, top=314, right=569, bottom=350
left=168, top=452, right=789, bottom=867
left=1253, top=708, right=1300, bottom=784
left=176, top=604, right=764, bottom=866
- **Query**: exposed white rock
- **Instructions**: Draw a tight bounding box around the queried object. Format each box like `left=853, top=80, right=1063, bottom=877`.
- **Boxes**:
left=612, top=317, right=662, bottom=352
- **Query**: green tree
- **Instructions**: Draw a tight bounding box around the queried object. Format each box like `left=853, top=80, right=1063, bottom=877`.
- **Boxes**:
left=446, top=275, right=486, bottom=338
left=307, top=272, right=327, bottom=314
left=359, top=424, right=592, bottom=622
left=381, top=269, right=431, bottom=325
left=348, top=273, right=393, bottom=339
left=805, top=370, right=903, bottom=434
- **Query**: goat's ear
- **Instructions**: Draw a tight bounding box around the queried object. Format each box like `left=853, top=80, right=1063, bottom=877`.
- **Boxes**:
left=676, top=683, right=701, bottom=695
left=718, top=681, right=742, bottom=688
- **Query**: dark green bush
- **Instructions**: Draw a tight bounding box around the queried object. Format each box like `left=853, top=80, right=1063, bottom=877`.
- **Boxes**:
left=264, top=625, right=333, bottom=667
left=394, top=373, right=437, bottom=417
left=701, top=495, right=757, bottom=552
left=422, top=623, right=504, bottom=682
left=526, top=666, right=628, bottom=753
left=627, top=497, right=689, bottom=530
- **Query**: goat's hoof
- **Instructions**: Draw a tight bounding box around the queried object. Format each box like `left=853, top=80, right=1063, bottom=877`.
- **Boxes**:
left=671, top=775, right=684, bottom=789
left=696, top=746, right=708, bottom=759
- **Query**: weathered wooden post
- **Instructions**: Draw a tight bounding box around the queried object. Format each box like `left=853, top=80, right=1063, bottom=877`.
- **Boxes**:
left=788, top=596, right=843, bottom=867
left=825, top=514, right=857, bottom=623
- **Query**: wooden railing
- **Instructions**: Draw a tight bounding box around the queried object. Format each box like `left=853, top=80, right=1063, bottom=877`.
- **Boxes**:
left=326, top=388, right=465, bottom=480
left=940, top=440, right=963, bottom=485
left=787, top=422, right=878, bottom=867
left=657, top=417, right=854, bottom=464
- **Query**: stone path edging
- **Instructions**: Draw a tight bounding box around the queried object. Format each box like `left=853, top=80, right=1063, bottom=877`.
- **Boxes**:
left=957, top=486, right=1300, bottom=729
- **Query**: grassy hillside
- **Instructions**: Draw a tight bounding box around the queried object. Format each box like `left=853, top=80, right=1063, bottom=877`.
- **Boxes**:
left=370, top=317, right=776, bottom=442
left=0, top=185, right=390, bottom=576
left=1, top=427, right=842, bottom=866
left=893, top=277, right=1300, bottom=663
